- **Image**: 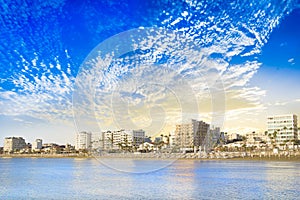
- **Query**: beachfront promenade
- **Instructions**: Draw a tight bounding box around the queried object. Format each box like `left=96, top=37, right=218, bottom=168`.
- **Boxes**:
left=2, top=150, right=300, bottom=160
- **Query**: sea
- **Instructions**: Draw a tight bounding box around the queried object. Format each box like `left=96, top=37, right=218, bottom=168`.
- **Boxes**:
left=0, top=158, right=300, bottom=199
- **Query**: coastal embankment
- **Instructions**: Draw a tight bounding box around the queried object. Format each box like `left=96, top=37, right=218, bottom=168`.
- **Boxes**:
left=1, top=151, right=300, bottom=161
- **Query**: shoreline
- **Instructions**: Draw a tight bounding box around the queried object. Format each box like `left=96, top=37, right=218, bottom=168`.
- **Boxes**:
left=1, top=153, right=300, bottom=162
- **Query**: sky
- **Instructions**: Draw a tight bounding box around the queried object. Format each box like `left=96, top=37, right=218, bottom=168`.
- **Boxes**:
left=0, top=0, right=300, bottom=146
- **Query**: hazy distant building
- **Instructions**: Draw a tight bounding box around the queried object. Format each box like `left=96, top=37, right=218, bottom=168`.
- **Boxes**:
left=208, top=127, right=221, bottom=146
left=267, top=114, right=298, bottom=144
left=227, top=133, right=243, bottom=142
left=75, top=131, right=92, bottom=150
left=132, top=129, right=146, bottom=148
left=4, top=137, right=26, bottom=153
left=169, top=131, right=176, bottom=147
left=32, top=139, right=43, bottom=151
left=91, top=132, right=103, bottom=149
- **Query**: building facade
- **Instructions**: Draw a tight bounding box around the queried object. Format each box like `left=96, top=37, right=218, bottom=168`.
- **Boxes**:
left=267, top=114, right=298, bottom=144
left=4, top=137, right=26, bottom=153
left=32, top=139, right=43, bottom=151
left=103, top=130, right=132, bottom=150
left=175, top=119, right=210, bottom=151
left=102, top=129, right=145, bottom=151
left=245, top=132, right=267, bottom=147
left=132, top=129, right=146, bottom=148
left=75, top=131, right=92, bottom=150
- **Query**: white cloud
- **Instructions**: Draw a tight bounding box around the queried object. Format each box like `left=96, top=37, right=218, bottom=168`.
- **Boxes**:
left=2, top=1, right=294, bottom=135
left=288, top=58, right=295, bottom=65
left=0, top=53, right=74, bottom=125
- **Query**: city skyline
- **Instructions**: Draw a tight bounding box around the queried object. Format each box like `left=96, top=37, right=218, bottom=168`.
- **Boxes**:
left=0, top=1, right=300, bottom=146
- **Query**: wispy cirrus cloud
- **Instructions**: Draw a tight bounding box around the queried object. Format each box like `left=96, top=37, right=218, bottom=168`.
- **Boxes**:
left=0, top=0, right=297, bottom=138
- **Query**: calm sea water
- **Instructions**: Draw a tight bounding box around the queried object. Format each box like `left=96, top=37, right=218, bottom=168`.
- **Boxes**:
left=0, top=158, right=299, bottom=199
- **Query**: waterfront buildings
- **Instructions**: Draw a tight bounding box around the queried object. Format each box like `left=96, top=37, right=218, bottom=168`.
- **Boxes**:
left=226, top=133, right=243, bottom=142
left=267, top=114, right=298, bottom=144
left=209, top=127, right=221, bottom=145
left=3, top=137, right=26, bottom=153
left=175, top=119, right=210, bottom=151
left=169, top=131, right=176, bottom=147
left=103, top=130, right=132, bottom=150
left=102, top=129, right=146, bottom=151
left=245, top=132, right=267, bottom=147
left=32, top=139, right=43, bottom=151
left=132, top=129, right=146, bottom=148
left=75, top=131, right=92, bottom=150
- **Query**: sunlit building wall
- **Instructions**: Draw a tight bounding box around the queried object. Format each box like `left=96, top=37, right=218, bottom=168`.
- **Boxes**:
left=4, top=137, right=26, bottom=153
left=32, top=139, right=43, bottom=151
left=75, top=131, right=92, bottom=150
left=267, top=114, right=298, bottom=144
left=175, top=119, right=210, bottom=150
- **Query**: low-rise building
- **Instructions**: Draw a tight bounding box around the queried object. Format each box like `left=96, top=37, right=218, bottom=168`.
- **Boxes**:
left=226, top=133, right=243, bottom=142
left=138, top=142, right=154, bottom=152
left=245, top=132, right=267, bottom=147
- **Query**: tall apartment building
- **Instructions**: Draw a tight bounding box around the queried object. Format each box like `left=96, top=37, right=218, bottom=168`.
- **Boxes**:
left=132, top=129, right=146, bottom=148
left=175, top=119, right=210, bottom=150
left=32, top=139, right=43, bottom=151
left=4, top=137, right=26, bottom=153
left=75, top=131, right=92, bottom=150
left=267, top=114, right=298, bottom=144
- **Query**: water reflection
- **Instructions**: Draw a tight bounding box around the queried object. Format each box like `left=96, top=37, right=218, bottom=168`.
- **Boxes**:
left=1, top=158, right=300, bottom=199
left=264, top=162, right=300, bottom=199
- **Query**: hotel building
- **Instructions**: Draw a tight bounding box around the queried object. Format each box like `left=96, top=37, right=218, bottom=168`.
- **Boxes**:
left=75, top=131, right=92, bottom=150
left=32, top=139, right=43, bottom=151
left=4, top=137, right=26, bottom=153
left=175, top=119, right=210, bottom=151
left=267, top=114, right=298, bottom=144
left=102, top=129, right=145, bottom=151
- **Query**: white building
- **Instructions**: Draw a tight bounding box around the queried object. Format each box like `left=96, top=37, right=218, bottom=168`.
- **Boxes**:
left=103, top=130, right=133, bottom=150
left=4, top=137, right=26, bottom=153
left=75, top=131, right=92, bottom=150
left=102, top=129, right=145, bottom=151
left=32, top=139, right=43, bottom=151
left=245, top=132, right=266, bottom=147
left=138, top=142, right=154, bottom=152
left=267, top=114, right=298, bottom=144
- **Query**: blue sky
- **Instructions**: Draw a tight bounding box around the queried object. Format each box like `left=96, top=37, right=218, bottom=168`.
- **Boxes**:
left=0, top=1, right=299, bottom=145
left=250, top=7, right=300, bottom=116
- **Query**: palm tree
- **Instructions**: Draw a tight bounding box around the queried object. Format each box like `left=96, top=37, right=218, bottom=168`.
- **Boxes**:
left=164, top=135, right=170, bottom=147
left=273, top=130, right=278, bottom=145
